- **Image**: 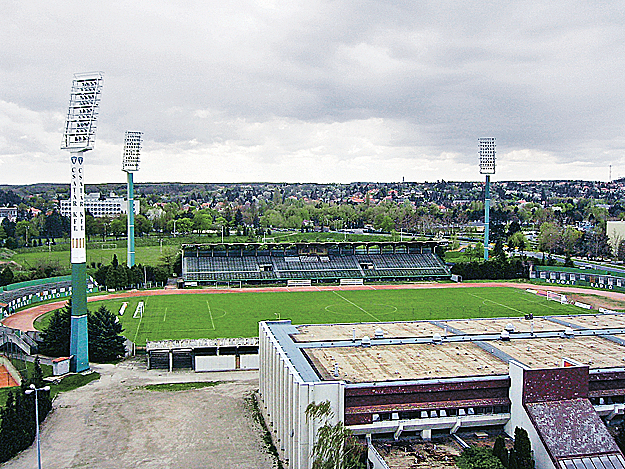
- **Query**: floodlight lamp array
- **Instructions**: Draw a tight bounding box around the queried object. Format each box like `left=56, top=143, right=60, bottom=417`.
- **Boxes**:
left=61, top=72, right=103, bottom=152
left=479, top=137, right=496, bottom=174
left=122, top=131, right=142, bottom=172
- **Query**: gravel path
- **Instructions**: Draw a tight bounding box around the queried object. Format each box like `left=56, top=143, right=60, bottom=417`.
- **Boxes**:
left=1, top=360, right=274, bottom=469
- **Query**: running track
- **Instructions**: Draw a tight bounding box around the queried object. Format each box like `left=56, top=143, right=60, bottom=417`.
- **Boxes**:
left=5, top=281, right=625, bottom=332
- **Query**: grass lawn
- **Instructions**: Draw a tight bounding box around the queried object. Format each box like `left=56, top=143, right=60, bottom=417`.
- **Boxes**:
left=47, top=287, right=582, bottom=346
left=12, top=244, right=169, bottom=272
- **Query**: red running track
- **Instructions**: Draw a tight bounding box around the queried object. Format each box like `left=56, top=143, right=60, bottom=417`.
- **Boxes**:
left=4, top=281, right=625, bottom=333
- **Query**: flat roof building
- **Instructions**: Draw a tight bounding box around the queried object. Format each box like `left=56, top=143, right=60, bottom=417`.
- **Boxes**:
left=59, top=192, right=139, bottom=219
left=260, top=313, right=625, bottom=469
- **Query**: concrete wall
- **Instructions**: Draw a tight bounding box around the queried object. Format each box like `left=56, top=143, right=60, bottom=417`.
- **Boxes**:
left=195, top=355, right=235, bottom=371
left=505, top=361, right=555, bottom=469
left=259, top=322, right=345, bottom=469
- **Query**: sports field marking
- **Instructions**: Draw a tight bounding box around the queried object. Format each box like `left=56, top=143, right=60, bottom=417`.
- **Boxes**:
left=466, top=292, right=529, bottom=315
left=331, top=291, right=381, bottom=322
left=519, top=293, right=559, bottom=310
left=324, top=303, right=398, bottom=315
left=211, top=310, right=227, bottom=320
left=132, top=309, right=144, bottom=344
left=206, top=301, right=216, bottom=330
left=163, top=307, right=168, bottom=322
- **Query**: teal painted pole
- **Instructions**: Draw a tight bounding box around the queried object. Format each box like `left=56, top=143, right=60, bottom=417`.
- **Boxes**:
left=69, top=152, right=89, bottom=372
left=127, top=171, right=135, bottom=267
left=70, top=262, right=89, bottom=372
left=484, top=174, right=490, bottom=260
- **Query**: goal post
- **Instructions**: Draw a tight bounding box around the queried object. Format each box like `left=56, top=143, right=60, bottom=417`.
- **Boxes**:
left=546, top=291, right=567, bottom=304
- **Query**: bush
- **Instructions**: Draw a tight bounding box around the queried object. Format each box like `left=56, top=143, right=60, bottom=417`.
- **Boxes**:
left=457, top=446, right=505, bottom=469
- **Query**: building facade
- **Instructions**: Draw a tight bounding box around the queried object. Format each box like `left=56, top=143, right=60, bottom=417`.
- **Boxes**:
left=59, top=192, right=139, bottom=218
left=260, top=312, right=625, bottom=468
left=0, top=206, right=18, bottom=223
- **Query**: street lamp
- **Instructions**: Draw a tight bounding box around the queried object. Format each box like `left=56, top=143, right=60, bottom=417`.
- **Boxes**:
left=25, top=383, right=50, bottom=469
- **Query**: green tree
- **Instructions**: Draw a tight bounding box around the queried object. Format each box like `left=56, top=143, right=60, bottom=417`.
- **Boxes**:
left=88, top=305, right=126, bottom=362
left=457, top=446, right=505, bottom=469
left=509, top=427, right=534, bottom=469
left=0, top=265, right=14, bottom=286
left=38, top=300, right=71, bottom=357
left=305, top=401, right=365, bottom=469
left=493, top=435, right=509, bottom=468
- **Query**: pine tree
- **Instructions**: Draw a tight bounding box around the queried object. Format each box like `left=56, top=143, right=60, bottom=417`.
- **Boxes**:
left=0, top=266, right=14, bottom=286
left=0, top=391, right=18, bottom=462
left=512, top=427, right=535, bottom=469
left=38, top=300, right=71, bottom=357
left=493, top=435, right=509, bottom=468
left=88, top=305, right=126, bottom=362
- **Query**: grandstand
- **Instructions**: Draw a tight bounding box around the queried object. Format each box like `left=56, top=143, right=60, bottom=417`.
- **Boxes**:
left=182, top=241, right=450, bottom=285
left=0, top=275, right=99, bottom=316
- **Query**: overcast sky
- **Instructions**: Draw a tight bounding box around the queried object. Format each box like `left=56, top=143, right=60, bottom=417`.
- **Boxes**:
left=2, top=0, right=625, bottom=185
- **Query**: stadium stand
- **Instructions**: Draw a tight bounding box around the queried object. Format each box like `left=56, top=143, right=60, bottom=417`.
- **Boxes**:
left=182, top=241, right=450, bottom=286
left=0, top=275, right=99, bottom=316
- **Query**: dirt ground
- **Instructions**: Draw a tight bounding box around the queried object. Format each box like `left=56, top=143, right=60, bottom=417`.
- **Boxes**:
left=375, top=440, right=461, bottom=469
left=566, top=293, right=625, bottom=310
left=0, top=359, right=275, bottom=469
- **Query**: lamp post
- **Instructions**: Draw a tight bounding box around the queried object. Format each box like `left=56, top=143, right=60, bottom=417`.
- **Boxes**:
left=61, top=72, right=103, bottom=373
left=122, top=131, right=142, bottom=268
left=478, top=138, right=496, bottom=260
left=25, top=383, right=50, bottom=469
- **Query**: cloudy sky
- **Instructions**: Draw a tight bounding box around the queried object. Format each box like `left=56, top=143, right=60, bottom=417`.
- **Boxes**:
left=2, top=0, right=625, bottom=185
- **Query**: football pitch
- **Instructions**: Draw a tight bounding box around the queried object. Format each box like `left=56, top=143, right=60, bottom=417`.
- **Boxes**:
left=94, top=287, right=582, bottom=346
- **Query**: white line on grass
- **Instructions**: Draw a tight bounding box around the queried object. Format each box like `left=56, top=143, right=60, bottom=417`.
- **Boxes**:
left=206, top=301, right=216, bottom=330
left=332, top=291, right=381, bottom=322
left=163, top=307, right=168, bottom=322
left=133, top=308, right=144, bottom=344
left=466, top=292, right=528, bottom=315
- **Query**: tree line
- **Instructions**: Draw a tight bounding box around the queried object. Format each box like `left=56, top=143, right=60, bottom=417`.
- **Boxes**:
left=0, top=359, right=52, bottom=463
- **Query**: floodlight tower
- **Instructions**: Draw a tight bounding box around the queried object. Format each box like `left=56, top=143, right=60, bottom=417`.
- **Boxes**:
left=479, top=138, right=496, bottom=260
left=122, top=131, right=142, bottom=267
left=61, top=72, right=103, bottom=372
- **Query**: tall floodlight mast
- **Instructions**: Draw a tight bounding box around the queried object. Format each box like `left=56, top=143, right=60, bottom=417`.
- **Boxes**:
left=479, top=138, right=496, bottom=260
left=122, top=131, right=142, bottom=267
left=61, top=72, right=103, bottom=372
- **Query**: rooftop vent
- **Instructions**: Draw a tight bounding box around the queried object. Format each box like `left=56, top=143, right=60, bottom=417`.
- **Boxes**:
left=362, top=335, right=371, bottom=347
left=333, top=363, right=339, bottom=378
left=564, top=328, right=575, bottom=337
left=505, top=323, right=515, bottom=332
left=374, top=328, right=384, bottom=339
left=500, top=330, right=511, bottom=341
left=432, top=333, right=442, bottom=344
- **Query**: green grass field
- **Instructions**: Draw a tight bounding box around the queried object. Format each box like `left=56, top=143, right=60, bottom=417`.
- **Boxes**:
left=72, top=287, right=580, bottom=346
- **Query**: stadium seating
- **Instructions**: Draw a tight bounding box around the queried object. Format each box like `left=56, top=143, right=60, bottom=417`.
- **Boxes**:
left=182, top=243, right=450, bottom=285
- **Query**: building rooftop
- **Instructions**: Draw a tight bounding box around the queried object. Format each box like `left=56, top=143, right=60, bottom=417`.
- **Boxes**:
left=267, top=312, right=625, bottom=385
left=304, top=342, right=509, bottom=383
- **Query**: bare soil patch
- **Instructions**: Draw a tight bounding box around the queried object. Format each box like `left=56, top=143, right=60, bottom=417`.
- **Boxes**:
left=566, top=293, right=625, bottom=311
left=1, top=358, right=275, bottom=469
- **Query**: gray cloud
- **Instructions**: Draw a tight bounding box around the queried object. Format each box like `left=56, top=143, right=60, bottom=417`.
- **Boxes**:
left=1, top=0, right=625, bottom=183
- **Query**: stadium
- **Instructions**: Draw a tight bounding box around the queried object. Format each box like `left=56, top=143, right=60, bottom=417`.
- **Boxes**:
left=181, top=240, right=450, bottom=286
